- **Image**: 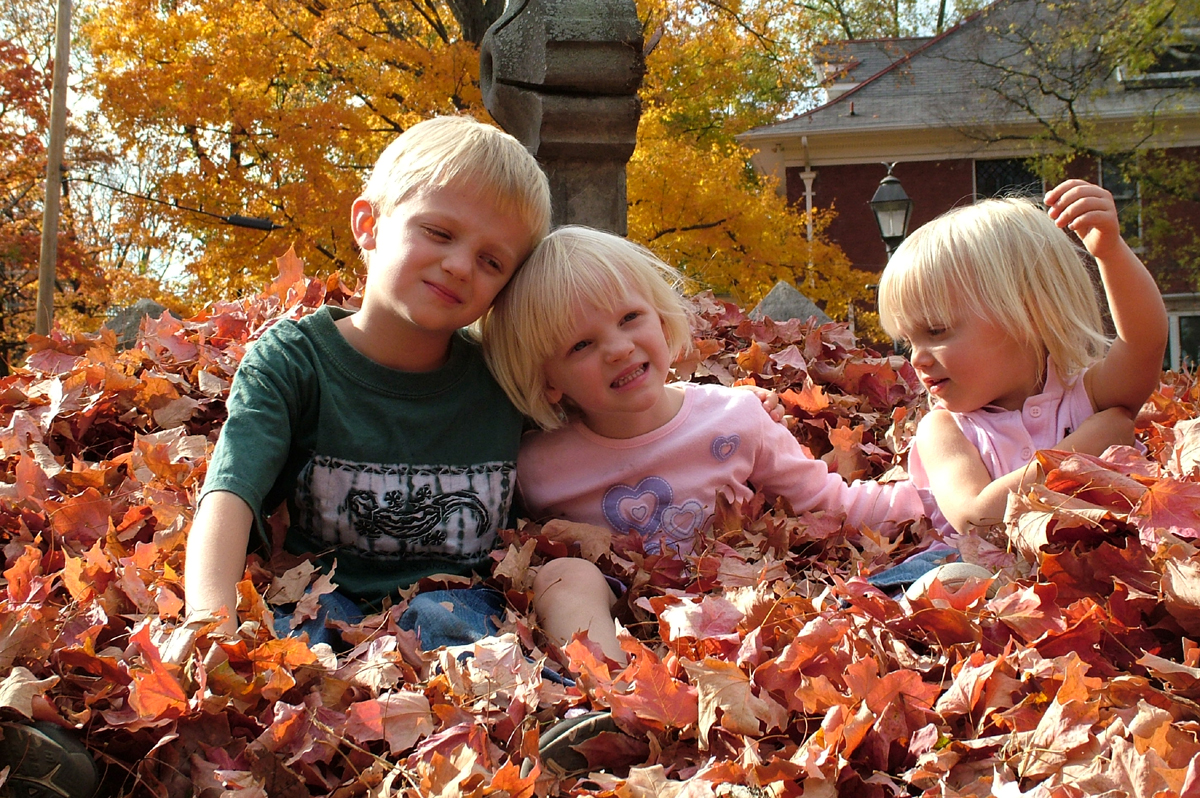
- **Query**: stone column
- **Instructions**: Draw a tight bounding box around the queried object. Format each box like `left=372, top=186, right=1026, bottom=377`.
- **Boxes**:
left=480, top=0, right=644, bottom=235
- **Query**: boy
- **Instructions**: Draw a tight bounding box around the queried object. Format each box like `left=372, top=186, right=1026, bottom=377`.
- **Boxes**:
left=184, top=116, right=552, bottom=639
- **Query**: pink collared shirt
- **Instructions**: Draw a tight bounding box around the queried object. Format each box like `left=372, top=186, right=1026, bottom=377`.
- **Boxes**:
left=908, top=362, right=1094, bottom=535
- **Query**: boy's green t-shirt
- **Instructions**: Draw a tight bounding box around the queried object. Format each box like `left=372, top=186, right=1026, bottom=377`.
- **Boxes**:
left=201, top=305, right=523, bottom=610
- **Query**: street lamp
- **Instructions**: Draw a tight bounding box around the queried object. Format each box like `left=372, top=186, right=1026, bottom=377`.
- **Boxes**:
left=869, top=164, right=913, bottom=258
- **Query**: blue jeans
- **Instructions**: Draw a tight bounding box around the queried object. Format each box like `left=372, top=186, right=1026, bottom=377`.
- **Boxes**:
left=865, top=547, right=953, bottom=591
left=397, top=586, right=505, bottom=648
left=273, top=588, right=364, bottom=648
left=398, top=586, right=573, bottom=685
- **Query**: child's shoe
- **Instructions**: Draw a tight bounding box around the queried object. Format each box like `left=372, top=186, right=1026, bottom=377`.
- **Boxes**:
left=538, top=710, right=621, bottom=777
left=904, top=562, right=1000, bottom=601
left=0, top=722, right=98, bottom=798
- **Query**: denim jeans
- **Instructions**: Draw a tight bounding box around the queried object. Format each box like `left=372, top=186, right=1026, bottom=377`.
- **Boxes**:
left=864, top=546, right=954, bottom=591
left=273, top=588, right=364, bottom=648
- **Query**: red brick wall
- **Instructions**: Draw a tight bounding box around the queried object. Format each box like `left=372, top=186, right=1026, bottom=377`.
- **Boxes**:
left=787, top=159, right=974, bottom=275
left=787, top=152, right=1200, bottom=297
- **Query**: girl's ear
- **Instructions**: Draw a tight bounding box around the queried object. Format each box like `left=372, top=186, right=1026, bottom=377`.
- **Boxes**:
left=350, top=198, right=378, bottom=250
left=544, top=382, right=564, bottom=405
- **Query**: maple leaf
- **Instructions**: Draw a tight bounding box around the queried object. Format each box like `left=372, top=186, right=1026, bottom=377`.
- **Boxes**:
left=265, top=246, right=307, bottom=302
left=607, top=648, right=699, bottom=733
left=345, top=690, right=434, bottom=754
left=1162, top=558, right=1200, bottom=636
left=736, top=341, right=770, bottom=376
left=656, top=595, right=744, bottom=643
left=1132, top=478, right=1200, bottom=543
left=683, top=657, right=788, bottom=743
left=0, top=666, right=59, bottom=719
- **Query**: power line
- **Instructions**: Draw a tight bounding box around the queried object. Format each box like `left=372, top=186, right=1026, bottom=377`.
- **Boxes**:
left=70, top=176, right=284, bottom=231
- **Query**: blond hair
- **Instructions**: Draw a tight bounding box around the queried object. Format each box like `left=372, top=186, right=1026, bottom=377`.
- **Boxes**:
left=878, top=196, right=1107, bottom=382
left=483, top=226, right=694, bottom=430
left=360, top=115, right=551, bottom=247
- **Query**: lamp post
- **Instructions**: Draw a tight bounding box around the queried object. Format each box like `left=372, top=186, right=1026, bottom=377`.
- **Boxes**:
left=869, top=164, right=913, bottom=259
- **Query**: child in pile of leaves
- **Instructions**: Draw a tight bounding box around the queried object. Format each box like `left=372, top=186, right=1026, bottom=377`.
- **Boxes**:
left=482, top=225, right=926, bottom=774
left=870, top=178, right=1166, bottom=595
left=184, top=116, right=549, bottom=647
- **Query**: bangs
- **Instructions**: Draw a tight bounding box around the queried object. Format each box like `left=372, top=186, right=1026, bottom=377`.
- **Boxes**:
left=879, top=243, right=975, bottom=338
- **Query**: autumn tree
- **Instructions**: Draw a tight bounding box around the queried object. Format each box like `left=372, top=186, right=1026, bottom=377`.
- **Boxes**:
left=0, top=28, right=109, bottom=374
left=630, top=0, right=871, bottom=311
left=79, top=0, right=890, bottom=316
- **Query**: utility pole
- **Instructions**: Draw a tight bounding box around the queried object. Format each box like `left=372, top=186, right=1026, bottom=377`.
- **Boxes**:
left=36, top=0, right=72, bottom=336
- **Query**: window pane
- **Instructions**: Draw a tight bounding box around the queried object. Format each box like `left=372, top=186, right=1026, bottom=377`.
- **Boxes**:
left=975, top=159, right=1042, bottom=199
left=1181, top=315, right=1200, bottom=370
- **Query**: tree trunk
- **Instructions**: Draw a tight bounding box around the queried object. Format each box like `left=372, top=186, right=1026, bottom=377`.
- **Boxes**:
left=444, top=0, right=506, bottom=45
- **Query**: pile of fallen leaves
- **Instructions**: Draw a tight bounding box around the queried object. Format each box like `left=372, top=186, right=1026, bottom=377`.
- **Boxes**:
left=4, top=254, right=1200, bottom=798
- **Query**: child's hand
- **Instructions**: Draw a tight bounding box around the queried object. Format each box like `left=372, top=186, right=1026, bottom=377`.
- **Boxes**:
left=737, top=384, right=785, bottom=423
left=1044, top=179, right=1129, bottom=262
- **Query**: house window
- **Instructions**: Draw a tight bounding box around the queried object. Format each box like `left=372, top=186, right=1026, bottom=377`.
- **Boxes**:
left=974, top=159, right=1042, bottom=199
left=1100, top=157, right=1141, bottom=243
left=1165, top=294, right=1200, bottom=371
left=1117, top=28, right=1200, bottom=89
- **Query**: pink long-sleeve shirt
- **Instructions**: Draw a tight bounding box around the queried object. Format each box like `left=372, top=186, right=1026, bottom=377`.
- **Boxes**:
left=517, top=382, right=923, bottom=553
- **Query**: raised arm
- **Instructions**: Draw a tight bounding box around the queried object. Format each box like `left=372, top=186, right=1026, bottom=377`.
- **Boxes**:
left=919, top=405, right=1134, bottom=533
left=184, top=491, right=254, bottom=636
left=1044, top=179, right=1167, bottom=414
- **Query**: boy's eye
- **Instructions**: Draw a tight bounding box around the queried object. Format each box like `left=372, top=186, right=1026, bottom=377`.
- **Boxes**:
left=927, top=326, right=948, bottom=337
left=621, top=311, right=640, bottom=324
left=895, top=339, right=912, bottom=355
left=423, top=226, right=450, bottom=240
left=482, top=256, right=504, bottom=274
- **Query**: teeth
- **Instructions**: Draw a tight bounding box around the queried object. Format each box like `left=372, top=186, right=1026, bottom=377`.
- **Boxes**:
left=613, top=364, right=646, bottom=388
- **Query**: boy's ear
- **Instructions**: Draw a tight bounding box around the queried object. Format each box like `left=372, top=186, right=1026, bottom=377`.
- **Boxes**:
left=350, top=198, right=378, bottom=250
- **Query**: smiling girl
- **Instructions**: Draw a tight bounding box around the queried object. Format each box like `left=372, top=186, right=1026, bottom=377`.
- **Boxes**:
left=483, top=225, right=923, bottom=664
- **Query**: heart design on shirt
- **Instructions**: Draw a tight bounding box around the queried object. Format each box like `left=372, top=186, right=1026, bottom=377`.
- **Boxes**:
left=646, top=500, right=708, bottom=555
left=661, top=500, right=706, bottom=538
left=711, top=434, right=740, bottom=462
left=603, top=477, right=672, bottom=536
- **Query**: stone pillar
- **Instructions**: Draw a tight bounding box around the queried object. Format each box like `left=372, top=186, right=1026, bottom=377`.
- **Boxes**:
left=480, top=0, right=644, bottom=235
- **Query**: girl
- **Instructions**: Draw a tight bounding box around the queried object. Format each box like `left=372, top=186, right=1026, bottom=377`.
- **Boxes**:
left=878, top=178, right=1166, bottom=541
left=483, top=225, right=924, bottom=663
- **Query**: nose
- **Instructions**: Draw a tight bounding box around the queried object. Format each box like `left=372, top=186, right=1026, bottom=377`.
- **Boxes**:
left=908, top=341, right=933, bottom=368
left=441, top=248, right=472, bottom=281
left=602, top=332, right=635, bottom=361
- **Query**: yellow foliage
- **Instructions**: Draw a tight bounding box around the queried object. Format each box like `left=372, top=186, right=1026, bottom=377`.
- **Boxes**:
left=80, top=0, right=869, bottom=322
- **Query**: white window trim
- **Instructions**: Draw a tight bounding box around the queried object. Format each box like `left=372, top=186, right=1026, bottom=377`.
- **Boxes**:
left=1164, top=293, right=1200, bottom=371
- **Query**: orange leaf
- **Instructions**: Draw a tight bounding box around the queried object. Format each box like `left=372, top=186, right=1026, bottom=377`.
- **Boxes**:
left=735, top=341, right=770, bottom=375
left=266, top=246, right=307, bottom=301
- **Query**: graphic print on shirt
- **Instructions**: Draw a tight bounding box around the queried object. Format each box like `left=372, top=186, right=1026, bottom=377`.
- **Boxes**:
left=294, top=455, right=511, bottom=561
left=601, top=477, right=710, bottom=555
left=710, top=434, right=740, bottom=462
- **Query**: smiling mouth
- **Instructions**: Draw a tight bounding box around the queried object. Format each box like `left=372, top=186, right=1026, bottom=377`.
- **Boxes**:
left=425, top=281, right=461, bottom=304
left=612, top=364, right=647, bottom=388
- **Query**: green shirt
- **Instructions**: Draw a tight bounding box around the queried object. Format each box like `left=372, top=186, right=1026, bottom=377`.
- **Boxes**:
left=201, top=306, right=523, bottom=610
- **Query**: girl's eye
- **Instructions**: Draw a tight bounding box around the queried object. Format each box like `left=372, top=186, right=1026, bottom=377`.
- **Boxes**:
left=621, top=311, right=640, bottom=324
left=569, top=340, right=590, bottom=353
left=927, top=326, right=948, bottom=337
left=895, top=339, right=912, bottom=355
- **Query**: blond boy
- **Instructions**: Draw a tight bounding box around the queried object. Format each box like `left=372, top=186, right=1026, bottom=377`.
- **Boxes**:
left=185, top=117, right=551, bottom=640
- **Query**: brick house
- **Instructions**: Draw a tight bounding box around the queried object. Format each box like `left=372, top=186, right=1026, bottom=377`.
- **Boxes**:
left=739, top=0, right=1200, bottom=368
